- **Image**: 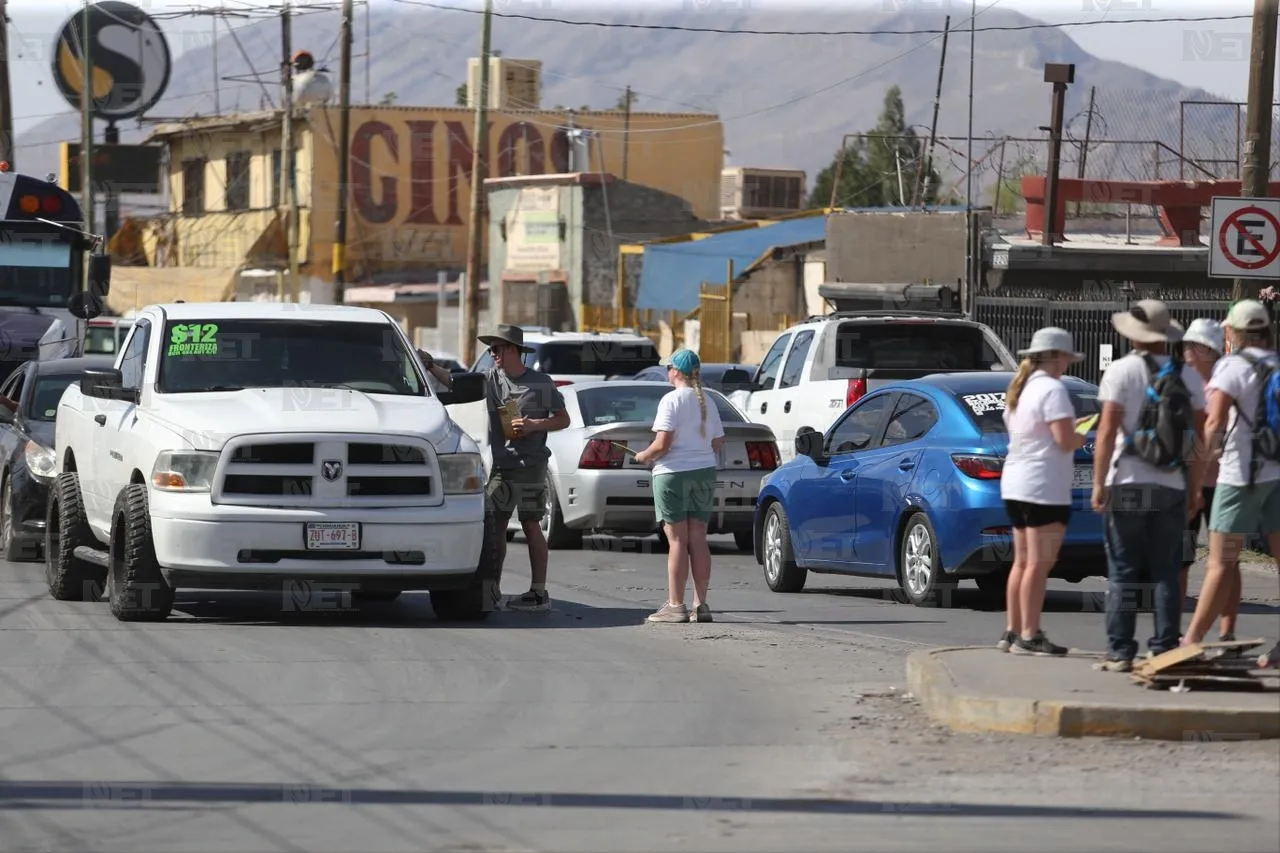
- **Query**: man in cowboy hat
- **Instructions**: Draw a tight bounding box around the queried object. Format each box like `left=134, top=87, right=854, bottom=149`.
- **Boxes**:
left=1092, top=299, right=1208, bottom=672
left=475, top=324, right=569, bottom=612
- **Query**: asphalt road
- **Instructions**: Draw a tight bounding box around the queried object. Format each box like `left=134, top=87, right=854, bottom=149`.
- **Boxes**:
left=2, top=536, right=1278, bottom=853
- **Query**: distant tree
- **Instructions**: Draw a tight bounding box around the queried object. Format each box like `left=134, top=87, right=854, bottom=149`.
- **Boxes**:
left=808, top=85, right=943, bottom=209
left=614, top=90, right=637, bottom=111
left=455, top=84, right=468, bottom=106
left=379, top=91, right=397, bottom=106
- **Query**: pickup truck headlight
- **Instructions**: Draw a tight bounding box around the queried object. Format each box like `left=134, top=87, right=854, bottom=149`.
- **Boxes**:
left=151, top=451, right=219, bottom=492
left=23, top=441, right=56, bottom=483
left=438, top=453, right=485, bottom=494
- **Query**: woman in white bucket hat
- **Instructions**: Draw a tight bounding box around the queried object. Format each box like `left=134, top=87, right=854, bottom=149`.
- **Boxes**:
left=997, top=327, right=1087, bottom=657
left=1178, top=318, right=1238, bottom=637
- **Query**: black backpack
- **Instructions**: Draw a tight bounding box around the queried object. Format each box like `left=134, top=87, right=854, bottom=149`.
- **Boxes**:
left=1122, top=353, right=1197, bottom=470
left=1232, top=351, right=1280, bottom=486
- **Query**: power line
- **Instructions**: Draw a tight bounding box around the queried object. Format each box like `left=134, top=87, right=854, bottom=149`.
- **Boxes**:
left=387, top=1, right=1251, bottom=36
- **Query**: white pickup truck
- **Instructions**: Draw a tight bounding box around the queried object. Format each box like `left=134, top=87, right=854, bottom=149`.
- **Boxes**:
left=728, top=311, right=1019, bottom=462
left=46, top=302, right=494, bottom=623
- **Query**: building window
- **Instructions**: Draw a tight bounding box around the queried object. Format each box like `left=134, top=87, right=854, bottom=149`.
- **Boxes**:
left=225, top=151, right=251, bottom=211
left=743, top=174, right=803, bottom=210
left=181, top=158, right=206, bottom=215
left=271, top=149, right=282, bottom=207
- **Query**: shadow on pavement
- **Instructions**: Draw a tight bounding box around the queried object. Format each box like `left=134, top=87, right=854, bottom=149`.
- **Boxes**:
left=0, top=780, right=1245, bottom=819
left=167, top=592, right=651, bottom=629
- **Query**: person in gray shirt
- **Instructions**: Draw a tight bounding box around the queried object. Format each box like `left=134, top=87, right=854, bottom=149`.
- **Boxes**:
left=476, top=324, right=568, bottom=612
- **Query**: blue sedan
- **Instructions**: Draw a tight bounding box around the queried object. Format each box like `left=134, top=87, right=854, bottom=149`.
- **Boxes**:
left=752, top=372, right=1108, bottom=608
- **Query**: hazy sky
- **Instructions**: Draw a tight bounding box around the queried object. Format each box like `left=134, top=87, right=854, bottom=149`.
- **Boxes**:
left=4, top=0, right=1267, bottom=134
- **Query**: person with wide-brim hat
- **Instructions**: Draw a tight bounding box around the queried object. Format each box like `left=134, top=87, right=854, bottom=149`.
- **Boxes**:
left=478, top=323, right=537, bottom=355
left=996, top=327, right=1086, bottom=657
left=473, top=323, right=569, bottom=613
left=1091, top=299, right=1208, bottom=672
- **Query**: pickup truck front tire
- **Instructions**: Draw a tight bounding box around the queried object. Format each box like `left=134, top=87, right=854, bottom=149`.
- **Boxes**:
left=108, top=484, right=175, bottom=622
left=45, top=473, right=106, bottom=601
left=430, top=575, right=491, bottom=622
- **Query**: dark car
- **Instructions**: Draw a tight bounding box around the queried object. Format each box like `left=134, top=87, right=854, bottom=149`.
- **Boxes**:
left=632, top=362, right=757, bottom=392
left=0, top=356, right=115, bottom=560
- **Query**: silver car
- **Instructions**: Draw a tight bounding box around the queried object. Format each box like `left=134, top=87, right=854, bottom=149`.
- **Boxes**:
left=508, top=380, right=781, bottom=551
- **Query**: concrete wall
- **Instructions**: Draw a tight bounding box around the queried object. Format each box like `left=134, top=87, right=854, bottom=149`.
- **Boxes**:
left=581, top=182, right=711, bottom=309
left=826, top=210, right=975, bottom=286
left=734, top=257, right=806, bottom=320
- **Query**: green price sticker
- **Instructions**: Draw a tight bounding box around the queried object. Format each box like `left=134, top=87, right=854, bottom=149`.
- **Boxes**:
left=167, top=323, right=220, bottom=356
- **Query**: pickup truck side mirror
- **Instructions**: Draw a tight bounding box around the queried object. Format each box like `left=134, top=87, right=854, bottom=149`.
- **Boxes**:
left=89, top=253, right=111, bottom=297
left=795, top=427, right=827, bottom=465
left=438, top=371, right=485, bottom=406
left=80, top=368, right=138, bottom=403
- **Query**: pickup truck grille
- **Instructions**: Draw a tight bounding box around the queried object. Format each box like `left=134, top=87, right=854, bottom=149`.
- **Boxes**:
left=212, top=435, right=440, bottom=508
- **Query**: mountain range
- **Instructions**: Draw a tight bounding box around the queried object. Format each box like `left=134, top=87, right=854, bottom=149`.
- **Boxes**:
left=14, top=3, right=1262, bottom=216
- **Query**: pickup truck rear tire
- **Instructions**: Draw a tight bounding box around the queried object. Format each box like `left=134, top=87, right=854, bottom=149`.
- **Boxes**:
left=45, top=473, right=106, bottom=601
left=761, top=503, right=806, bottom=593
left=108, top=484, right=175, bottom=622
left=897, top=512, right=955, bottom=608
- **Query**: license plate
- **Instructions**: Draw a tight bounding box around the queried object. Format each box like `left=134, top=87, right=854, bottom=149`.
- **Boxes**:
left=305, top=522, right=360, bottom=550
left=1072, top=466, right=1093, bottom=489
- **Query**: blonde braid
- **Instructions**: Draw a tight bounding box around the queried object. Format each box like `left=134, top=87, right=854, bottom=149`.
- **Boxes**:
left=692, top=370, right=708, bottom=437
left=1006, top=356, right=1039, bottom=412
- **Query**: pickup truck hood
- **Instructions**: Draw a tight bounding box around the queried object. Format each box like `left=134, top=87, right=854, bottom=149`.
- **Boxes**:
left=144, top=388, right=467, bottom=452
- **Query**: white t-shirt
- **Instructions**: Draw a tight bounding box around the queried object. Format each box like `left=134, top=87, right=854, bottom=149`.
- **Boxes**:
left=1000, top=371, right=1077, bottom=506
left=651, top=387, right=725, bottom=476
left=1207, top=348, right=1280, bottom=488
left=1097, top=351, right=1207, bottom=489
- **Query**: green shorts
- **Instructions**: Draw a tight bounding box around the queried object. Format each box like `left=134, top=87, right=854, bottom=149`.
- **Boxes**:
left=653, top=467, right=717, bottom=525
left=486, top=464, right=547, bottom=523
left=1209, top=481, right=1280, bottom=535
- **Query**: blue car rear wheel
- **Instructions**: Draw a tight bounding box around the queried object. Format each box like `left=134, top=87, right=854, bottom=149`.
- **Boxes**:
left=898, top=512, right=954, bottom=608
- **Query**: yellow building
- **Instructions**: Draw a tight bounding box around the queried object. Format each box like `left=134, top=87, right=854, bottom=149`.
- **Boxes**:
left=132, top=105, right=724, bottom=304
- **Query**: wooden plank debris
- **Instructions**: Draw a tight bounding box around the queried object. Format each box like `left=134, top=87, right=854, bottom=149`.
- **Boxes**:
left=1130, top=639, right=1277, bottom=692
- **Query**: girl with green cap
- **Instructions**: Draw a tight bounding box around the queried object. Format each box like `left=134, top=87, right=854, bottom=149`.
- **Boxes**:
left=634, top=348, right=725, bottom=623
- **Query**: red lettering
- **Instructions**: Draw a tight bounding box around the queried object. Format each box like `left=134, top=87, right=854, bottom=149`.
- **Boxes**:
left=445, top=119, right=493, bottom=226
left=549, top=128, right=570, bottom=174
left=405, top=120, right=438, bottom=224
left=495, top=122, right=545, bottom=177
left=351, top=121, right=397, bottom=224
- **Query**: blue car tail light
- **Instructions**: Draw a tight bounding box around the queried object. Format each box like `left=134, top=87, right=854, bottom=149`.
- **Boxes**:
left=951, top=453, right=1003, bottom=480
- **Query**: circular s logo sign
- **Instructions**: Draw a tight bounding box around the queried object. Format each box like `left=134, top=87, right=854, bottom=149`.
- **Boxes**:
left=52, top=2, right=172, bottom=121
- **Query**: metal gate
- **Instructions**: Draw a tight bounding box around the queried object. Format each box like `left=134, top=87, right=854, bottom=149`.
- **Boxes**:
left=976, top=296, right=1276, bottom=385
left=698, top=282, right=732, bottom=363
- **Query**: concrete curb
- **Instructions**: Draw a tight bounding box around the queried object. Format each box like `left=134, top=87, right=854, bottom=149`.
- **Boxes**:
left=906, top=647, right=1280, bottom=741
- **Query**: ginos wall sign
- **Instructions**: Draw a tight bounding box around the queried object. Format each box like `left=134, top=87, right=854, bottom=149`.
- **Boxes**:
left=51, top=1, right=172, bottom=121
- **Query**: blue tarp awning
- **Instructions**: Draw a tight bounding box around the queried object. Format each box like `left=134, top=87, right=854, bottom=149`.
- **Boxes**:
left=634, top=216, right=828, bottom=313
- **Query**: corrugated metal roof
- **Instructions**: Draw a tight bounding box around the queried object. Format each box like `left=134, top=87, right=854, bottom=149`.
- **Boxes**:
left=634, top=215, right=829, bottom=313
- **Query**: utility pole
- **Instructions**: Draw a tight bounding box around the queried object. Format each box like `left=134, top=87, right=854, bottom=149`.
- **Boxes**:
left=81, top=0, right=94, bottom=240
left=916, top=14, right=950, bottom=208
left=0, top=0, right=15, bottom=169
left=622, top=85, right=632, bottom=181
left=332, top=0, right=354, bottom=304
left=963, top=0, right=975, bottom=318
left=280, top=2, right=299, bottom=302
left=461, top=0, right=493, bottom=366
left=1041, top=63, right=1075, bottom=247
left=1233, top=0, right=1278, bottom=302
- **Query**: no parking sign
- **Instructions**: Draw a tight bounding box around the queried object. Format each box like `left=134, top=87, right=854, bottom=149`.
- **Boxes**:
left=1209, top=197, right=1280, bottom=280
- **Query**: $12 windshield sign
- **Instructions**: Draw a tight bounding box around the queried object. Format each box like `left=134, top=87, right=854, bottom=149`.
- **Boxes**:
left=168, top=323, right=220, bottom=356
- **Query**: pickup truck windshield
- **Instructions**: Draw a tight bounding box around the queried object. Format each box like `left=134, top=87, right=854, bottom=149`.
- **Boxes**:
left=157, top=320, right=426, bottom=395
left=958, top=386, right=1102, bottom=433
left=835, top=322, right=1010, bottom=371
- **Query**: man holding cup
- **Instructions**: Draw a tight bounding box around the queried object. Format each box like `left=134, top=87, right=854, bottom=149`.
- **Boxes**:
left=475, top=324, right=569, bottom=612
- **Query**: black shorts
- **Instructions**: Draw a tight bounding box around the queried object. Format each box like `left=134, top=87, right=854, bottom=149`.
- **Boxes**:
left=1004, top=500, right=1072, bottom=529
left=1183, top=486, right=1216, bottom=566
